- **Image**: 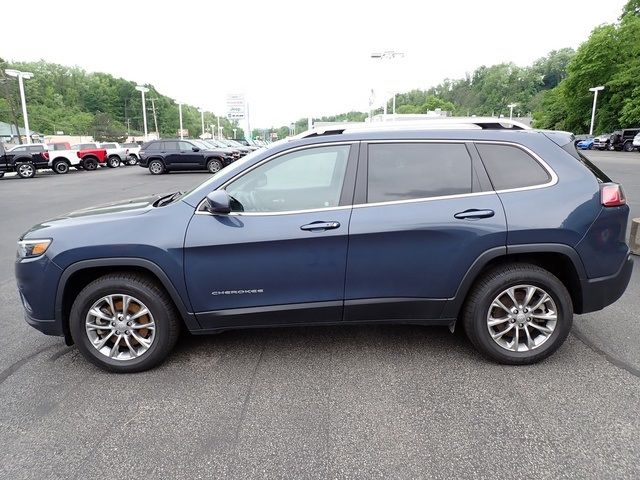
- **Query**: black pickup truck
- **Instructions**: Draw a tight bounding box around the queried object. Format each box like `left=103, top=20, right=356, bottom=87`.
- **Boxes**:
left=0, top=143, right=49, bottom=179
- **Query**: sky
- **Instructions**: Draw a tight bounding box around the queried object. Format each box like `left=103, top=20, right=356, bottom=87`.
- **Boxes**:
left=0, top=0, right=628, bottom=128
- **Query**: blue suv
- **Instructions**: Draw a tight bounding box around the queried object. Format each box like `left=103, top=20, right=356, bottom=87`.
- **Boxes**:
left=15, top=121, right=633, bottom=372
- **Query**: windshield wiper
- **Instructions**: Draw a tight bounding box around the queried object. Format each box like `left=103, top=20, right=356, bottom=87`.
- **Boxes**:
left=155, top=191, right=183, bottom=207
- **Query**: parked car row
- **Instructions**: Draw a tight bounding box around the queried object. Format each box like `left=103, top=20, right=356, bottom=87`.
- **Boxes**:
left=577, top=128, right=640, bottom=152
left=0, top=141, right=146, bottom=179
left=138, top=138, right=264, bottom=175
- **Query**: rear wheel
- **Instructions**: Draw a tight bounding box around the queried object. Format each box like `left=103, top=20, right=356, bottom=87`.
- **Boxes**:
left=52, top=160, right=70, bottom=174
left=69, top=273, right=180, bottom=373
left=127, top=155, right=138, bottom=166
left=83, top=157, right=98, bottom=171
left=207, top=158, right=223, bottom=173
left=107, top=156, right=121, bottom=168
left=149, top=159, right=164, bottom=175
left=624, top=141, right=634, bottom=152
left=16, top=163, right=36, bottom=179
left=462, top=263, right=572, bottom=365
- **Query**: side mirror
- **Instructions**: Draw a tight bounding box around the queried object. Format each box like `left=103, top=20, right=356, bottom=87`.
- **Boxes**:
left=192, top=146, right=200, bottom=152
left=205, top=190, right=231, bottom=214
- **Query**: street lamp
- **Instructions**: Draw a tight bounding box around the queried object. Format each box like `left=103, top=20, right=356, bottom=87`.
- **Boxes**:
left=178, top=102, right=184, bottom=139
left=589, top=86, right=605, bottom=136
left=507, top=103, right=518, bottom=120
left=198, top=108, right=205, bottom=138
left=370, top=51, right=405, bottom=118
left=5, top=69, right=34, bottom=144
left=135, top=86, right=149, bottom=140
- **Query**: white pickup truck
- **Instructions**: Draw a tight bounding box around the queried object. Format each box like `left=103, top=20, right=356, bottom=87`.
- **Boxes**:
left=96, top=142, right=128, bottom=167
left=121, top=142, right=141, bottom=165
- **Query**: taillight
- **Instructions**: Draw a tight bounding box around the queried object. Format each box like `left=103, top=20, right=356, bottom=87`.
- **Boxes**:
left=125, top=149, right=129, bottom=155
left=600, top=183, right=626, bottom=207
left=43, top=151, right=49, bottom=160
left=77, top=151, right=82, bottom=158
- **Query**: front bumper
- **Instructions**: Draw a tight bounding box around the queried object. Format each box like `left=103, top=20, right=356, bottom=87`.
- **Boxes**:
left=24, top=310, right=63, bottom=336
left=579, top=254, right=633, bottom=313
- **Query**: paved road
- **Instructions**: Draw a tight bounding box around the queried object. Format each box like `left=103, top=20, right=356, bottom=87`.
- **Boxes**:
left=0, top=155, right=639, bottom=479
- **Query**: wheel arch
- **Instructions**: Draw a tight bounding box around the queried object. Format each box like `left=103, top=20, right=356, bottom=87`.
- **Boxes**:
left=443, top=244, right=587, bottom=320
left=55, top=258, right=199, bottom=345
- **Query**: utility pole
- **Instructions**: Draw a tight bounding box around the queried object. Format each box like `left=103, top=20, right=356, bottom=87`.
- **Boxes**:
left=150, top=98, right=159, bottom=139
left=0, top=73, right=23, bottom=144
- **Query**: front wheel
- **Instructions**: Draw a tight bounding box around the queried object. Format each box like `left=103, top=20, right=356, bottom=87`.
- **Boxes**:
left=624, top=142, right=634, bottom=152
left=206, top=158, right=223, bottom=173
left=69, top=273, right=180, bottom=373
left=107, top=156, right=121, bottom=168
left=127, top=155, right=138, bottom=166
left=462, top=263, right=572, bottom=365
left=17, top=163, right=36, bottom=179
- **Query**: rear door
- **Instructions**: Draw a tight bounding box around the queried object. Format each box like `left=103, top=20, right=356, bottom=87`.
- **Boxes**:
left=344, top=141, right=507, bottom=322
left=178, top=140, right=204, bottom=169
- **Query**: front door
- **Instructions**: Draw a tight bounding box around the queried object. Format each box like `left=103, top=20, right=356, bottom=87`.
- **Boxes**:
left=184, top=142, right=358, bottom=329
left=344, top=141, right=507, bottom=322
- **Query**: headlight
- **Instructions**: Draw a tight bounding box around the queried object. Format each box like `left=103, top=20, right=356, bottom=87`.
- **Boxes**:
left=17, top=239, right=52, bottom=259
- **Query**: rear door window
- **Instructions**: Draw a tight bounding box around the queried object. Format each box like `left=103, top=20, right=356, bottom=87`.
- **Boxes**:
left=367, top=143, right=472, bottom=203
left=475, top=143, right=550, bottom=190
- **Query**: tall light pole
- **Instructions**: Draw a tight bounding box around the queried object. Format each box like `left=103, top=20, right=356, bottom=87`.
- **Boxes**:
left=198, top=108, right=205, bottom=138
left=178, top=102, right=184, bottom=139
left=589, top=86, right=605, bottom=135
left=507, top=103, right=517, bottom=120
left=135, top=86, right=149, bottom=140
left=370, top=51, right=405, bottom=119
left=5, top=69, right=34, bottom=144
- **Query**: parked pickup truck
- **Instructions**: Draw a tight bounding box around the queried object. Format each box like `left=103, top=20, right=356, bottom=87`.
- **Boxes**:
left=0, top=143, right=47, bottom=178
left=44, top=145, right=107, bottom=174
left=122, top=143, right=141, bottom=165
left=72, top=142, right=125, bottom=168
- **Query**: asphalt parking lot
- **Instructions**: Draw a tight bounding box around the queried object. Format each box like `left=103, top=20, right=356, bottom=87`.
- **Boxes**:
left=1, top=152, right=640, bottom=479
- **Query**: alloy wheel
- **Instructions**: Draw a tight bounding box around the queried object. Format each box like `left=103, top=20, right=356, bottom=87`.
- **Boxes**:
left=486, top=285, right=557, bottom=352
left=85, top=294, right=156, bottom=361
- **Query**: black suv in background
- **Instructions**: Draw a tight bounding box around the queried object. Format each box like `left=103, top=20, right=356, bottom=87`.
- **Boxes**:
left=610, top=128, right=640, bottom=152
left=138, top=139, right=235, bottom=175
left=0, top=143, right=49, bottom=179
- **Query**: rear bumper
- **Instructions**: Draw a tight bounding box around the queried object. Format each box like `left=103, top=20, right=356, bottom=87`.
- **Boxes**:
left=579, top=253, right=633, bottom=313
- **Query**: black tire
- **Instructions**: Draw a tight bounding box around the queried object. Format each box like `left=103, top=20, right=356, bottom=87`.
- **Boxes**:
left=82, top=157, right=99, bottom=171
left=206, top=158, right=223, bottom=173
left=148, top=159, right=165, bottom=175
left=107, top=156, right=121, bottom=168
left=623, top=141, right=634, bottom=152
left=462, top=263, right=573, bottom=365
left=52, top=159, right=70, bottom=174
left=16, top=163, right=36, bottom=179
left=69, top=273, right=181, bottom=373
left=126, top=155, right=138, bottom=166
left=0, top=171, right=5, bottom=178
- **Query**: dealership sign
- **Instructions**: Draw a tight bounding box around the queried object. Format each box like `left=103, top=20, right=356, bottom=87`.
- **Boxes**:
left=226, top=93, right=246, bottom=120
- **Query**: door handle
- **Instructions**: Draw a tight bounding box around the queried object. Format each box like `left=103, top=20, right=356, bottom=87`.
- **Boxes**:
left=454, top=209, right=495, bottom=220
left=300, top=221, right=341, bottom=231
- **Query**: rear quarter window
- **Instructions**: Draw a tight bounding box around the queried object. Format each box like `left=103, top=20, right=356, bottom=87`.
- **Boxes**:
left=476, top=143, right=550, bottom=190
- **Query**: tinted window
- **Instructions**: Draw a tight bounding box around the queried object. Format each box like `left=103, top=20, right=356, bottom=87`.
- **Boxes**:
left=145, top=142, right=161, bottom=151
left=161, top=141, right=178, bottom=151
left=11, top=146, right=27, bottom=152
left=178, top=141, right=193, bottom=151
left=28, top=145, right=44, bottom=153
left=101, top=143, right=116, bottom=148
left=476, top=144, right=550, bottom=190
left=367, top=143, right=472, bottom=203
left=226, top=145, right=350, bottom=212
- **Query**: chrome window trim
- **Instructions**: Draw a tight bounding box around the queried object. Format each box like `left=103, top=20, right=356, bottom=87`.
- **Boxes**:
left=194, top=139, right=558, bottom=217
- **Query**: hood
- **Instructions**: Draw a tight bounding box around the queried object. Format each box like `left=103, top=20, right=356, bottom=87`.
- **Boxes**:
left=22, top=193, right=166, bottom=238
